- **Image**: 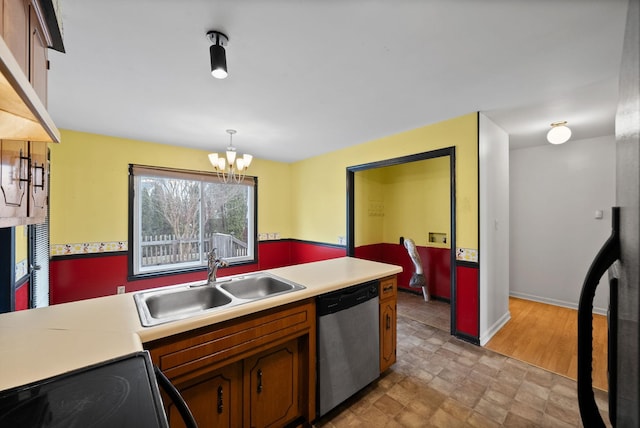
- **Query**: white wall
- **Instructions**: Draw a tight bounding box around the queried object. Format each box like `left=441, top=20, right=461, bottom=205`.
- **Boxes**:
left=510, top=135, right=616, bottom=313
left=479, top=114, right=511, bottom=345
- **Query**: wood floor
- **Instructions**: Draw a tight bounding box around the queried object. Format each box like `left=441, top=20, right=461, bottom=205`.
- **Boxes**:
left=485, top=297, right=609, bottom=391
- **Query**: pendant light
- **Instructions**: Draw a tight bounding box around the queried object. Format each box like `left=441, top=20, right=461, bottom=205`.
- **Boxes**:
left=208, top=129, right=253, bottom=183
left=207, top=30, right=228, bottom=79
left=547, top=121, right=572, bottom=144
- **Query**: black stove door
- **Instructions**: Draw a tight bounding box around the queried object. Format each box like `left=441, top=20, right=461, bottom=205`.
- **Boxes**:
left=0, top=351, right=169, bottom=428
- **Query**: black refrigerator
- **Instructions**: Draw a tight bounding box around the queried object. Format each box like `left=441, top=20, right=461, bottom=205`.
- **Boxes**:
left=577, top=1, right=639, bottom=426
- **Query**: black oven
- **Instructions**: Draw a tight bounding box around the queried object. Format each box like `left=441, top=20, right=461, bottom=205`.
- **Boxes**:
left=0, top=351, right=169, bottom=427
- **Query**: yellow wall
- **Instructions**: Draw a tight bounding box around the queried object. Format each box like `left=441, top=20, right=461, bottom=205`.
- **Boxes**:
left=354, top=157, right=450, bottom=247
left=354, top=168, right=385, bottom=246
left=384, top=157, right=450, bottom=247
left=291, top=113, right=478, bottom=249
left=51, top=112, right=478, bottom=251
left=49, top=130, right=293, bottom=245
left=14, top=226, right=27, bottom=273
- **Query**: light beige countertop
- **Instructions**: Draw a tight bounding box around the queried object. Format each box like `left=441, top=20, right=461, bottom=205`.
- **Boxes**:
left=0, top=257, right=401, bottom=391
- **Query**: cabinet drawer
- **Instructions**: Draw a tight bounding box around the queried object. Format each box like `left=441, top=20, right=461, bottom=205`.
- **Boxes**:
left=379, top=276, right=397, bottom=300
left=147, top=300, right=315, bottom=381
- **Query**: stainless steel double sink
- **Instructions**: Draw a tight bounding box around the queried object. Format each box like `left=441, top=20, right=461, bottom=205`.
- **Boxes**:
left=134, top=272, right=305, bottom=327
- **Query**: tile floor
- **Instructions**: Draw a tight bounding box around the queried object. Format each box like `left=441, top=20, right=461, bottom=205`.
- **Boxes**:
left=314, top=292, right=611, bottom=427
left=396, top=290, right=451, bottom=332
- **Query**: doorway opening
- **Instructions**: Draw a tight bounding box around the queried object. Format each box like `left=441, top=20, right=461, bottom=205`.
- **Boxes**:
left=346, top=147, right=457, bottom=334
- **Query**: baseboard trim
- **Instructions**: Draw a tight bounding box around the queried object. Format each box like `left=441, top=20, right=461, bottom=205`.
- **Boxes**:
left=480, top=311, right=511, bottom=346
left=509, top=291, right=607, bottom=316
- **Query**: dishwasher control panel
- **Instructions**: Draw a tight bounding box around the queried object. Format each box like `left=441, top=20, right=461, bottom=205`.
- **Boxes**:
left=316, top=281, right=379, bottom=316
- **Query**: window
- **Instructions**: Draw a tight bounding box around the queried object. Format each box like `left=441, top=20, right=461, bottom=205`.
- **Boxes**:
left=129, top=165, right=256, bottom=277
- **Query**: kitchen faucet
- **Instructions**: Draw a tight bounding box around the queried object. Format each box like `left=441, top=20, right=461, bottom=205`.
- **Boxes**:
left=207, top=248, right=228, bottom=283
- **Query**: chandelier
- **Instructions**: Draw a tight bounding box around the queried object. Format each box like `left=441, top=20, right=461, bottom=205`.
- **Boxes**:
left=208, top=129, right=253, bottom=183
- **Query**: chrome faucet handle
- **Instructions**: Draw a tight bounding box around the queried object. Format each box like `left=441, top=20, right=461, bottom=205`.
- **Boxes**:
left=207, top=248, right=218, bottom=283
left=207, top=248, right=228, bottom=283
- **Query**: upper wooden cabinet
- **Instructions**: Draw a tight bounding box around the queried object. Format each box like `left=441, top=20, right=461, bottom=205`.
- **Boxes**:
left=2, top=0, right=30, bottom=76
left=0, top=0, right=61, bottom=144
left=0, top=0, right=59, bottom=226
left=28, top=139, right=48, bottom=223
left=28, top=4, right=47, bottom=105
left=0, top=138, right=48, bottom=227
left=0, top=139, right=29, bottom=222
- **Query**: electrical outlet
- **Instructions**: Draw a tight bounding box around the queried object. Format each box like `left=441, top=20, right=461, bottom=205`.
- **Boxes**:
left=117, top=285, right=126, bottom=294
left=338, top=236, right=346, bottom=245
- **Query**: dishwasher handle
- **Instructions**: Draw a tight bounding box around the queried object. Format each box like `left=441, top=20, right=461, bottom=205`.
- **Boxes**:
left=317, top=281, right=378, bottom=316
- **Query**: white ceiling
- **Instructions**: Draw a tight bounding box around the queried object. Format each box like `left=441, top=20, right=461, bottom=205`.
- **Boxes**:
left=47, top=0, right=629, bottom=163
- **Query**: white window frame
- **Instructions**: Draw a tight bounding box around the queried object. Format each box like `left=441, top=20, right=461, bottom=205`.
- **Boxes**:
left=129, top=165, right=256, bottom=277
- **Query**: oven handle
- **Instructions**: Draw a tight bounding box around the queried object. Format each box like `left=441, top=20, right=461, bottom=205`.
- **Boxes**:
left=577, top=207, right=619, bottom=427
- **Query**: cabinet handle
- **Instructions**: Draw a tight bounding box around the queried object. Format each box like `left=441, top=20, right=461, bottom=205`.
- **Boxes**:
left=17, top=148, right=30, bottom=190
left=33, top=162, right=45, bottom=190
left=383, top=285, right=394, bottom=293
left=386, top=313, right=391, bottom=330
left=217, top=385, right=223, bottom=414
left=257, top=369, right=263, bottom=393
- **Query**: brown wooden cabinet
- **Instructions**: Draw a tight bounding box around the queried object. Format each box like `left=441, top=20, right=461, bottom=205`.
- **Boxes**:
left=0, top=0, right=52, bottom=227
left=168, top=362, right=242, bottom=428
left=0, top=140, right=29, bottom=223
left=379, top=276, right=397, bottom=373
left=0, top=139, right=48, bottom=227
left=27, top=140, right=48, bottom=223
left=2, top=0, right=30, bottom=75
left=146, top=299, right=316, bottom=428
left=28, top=4, right=47, bottom=103
left=244, top=339, right=299, bottom=428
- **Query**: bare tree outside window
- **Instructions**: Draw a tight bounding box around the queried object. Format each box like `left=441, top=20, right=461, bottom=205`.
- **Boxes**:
left=141, top=177, right=201, bottom=264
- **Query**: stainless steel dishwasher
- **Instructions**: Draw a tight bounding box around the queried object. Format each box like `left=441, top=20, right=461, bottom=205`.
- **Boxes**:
left=317, top=281, right=379, bottom=416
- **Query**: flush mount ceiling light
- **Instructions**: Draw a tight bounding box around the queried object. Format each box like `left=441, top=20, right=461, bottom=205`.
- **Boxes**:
left=208, top=129, right=253, bottom=183
left=547, top=121, right=572, bottom=145
left=207, top=30, right=228, bottom=79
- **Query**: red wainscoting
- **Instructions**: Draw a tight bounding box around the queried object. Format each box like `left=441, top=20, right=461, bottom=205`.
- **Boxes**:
left=289, top=240, right=346, bottom=265
left=49, top=240, right=345, bottom=305
left=455, top=264, right=479, bottom=339
left=355, top=243, right=451, bottom=300
left=15, top=282, right=29, bottom=311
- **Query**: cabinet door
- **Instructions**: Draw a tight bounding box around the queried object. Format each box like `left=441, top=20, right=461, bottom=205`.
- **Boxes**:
left=0, top=140, right=29, bottom=223
left=2, top=0, right=29, bottom=74
left=380, top=299, right=397, bottom=372
left=27, top=141, right=47, bottom=223
left=169, top=362, right=242, bottom=428
left=244, top=339, right=300, bottom=428
left=29, top=5, right=47, bottom=105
